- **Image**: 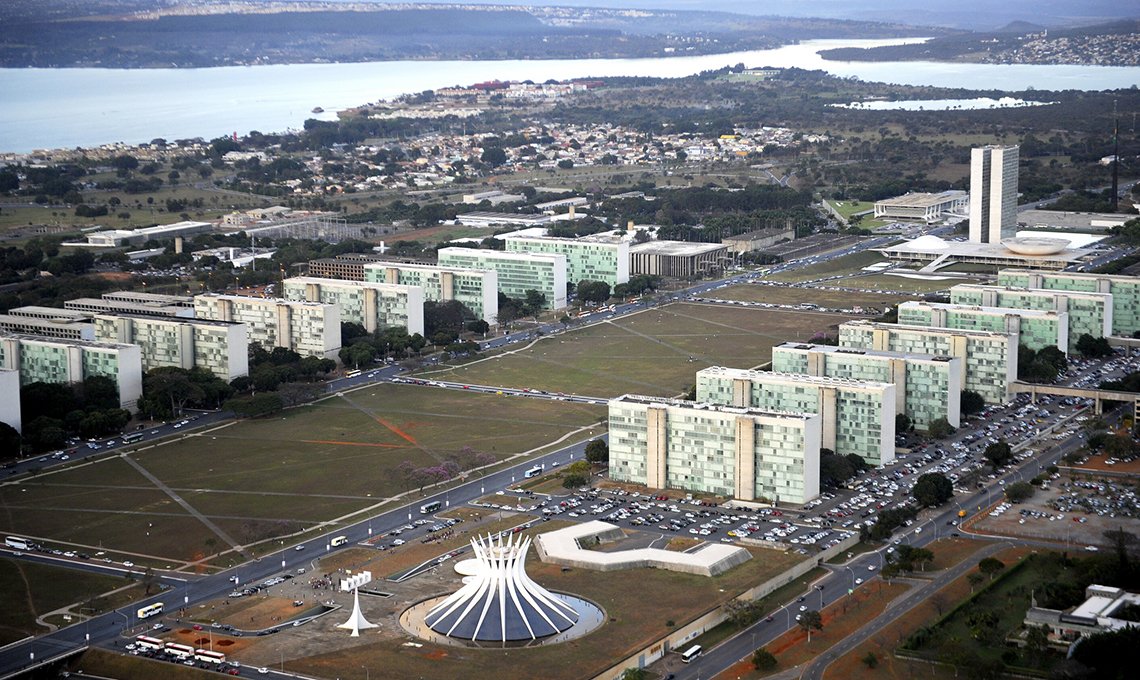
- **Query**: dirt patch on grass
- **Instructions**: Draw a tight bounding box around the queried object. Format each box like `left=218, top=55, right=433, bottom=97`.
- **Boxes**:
left=666, top=537, right=702, bottom=552
left=926, top=536, right=986, bottom=571
left=191, top=595, right=302, bottom=629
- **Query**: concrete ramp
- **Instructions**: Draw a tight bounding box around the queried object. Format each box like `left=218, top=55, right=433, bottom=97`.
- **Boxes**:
left=534, top=520, right=752, bottom=577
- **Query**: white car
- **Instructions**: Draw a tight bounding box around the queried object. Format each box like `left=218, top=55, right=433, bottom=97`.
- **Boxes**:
left=868, top=565, right=876, bottom=571
left=123, top=561, right=134, bottom=567
left=258, top=669, right=269, bottom=675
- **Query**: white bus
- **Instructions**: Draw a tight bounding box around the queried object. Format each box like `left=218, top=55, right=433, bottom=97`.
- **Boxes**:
left=681, top=645, right=702, bottom=663
left=136, top=603, right=164, bottom=619
left=524, top=465, right=543, bottom=478
left=4, top=536, right=29, bottom=551
left=134, top=635, right=163, bottom=651
left=420, top=501, right=442, bottom=514
left=330, top=535, right=348, bottom=547
left=165, top=643, right=194, bottom=660
left=346, top=369, right=362, bottom=378
left=194, top=649, right=226, bottom=665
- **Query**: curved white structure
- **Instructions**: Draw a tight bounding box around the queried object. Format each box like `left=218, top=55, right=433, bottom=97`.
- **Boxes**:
left=424, top=533, right=578, bottom=642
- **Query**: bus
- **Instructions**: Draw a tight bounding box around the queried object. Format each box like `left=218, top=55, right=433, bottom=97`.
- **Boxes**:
left=346, top=369, right=362, bottom=378
left=680, top=645, right=702, bottom=663
left=5, top=536, right=29, bottom=551
left=330, top=536, right=348, bottom=547
left=123, top=432, right=144, bottom=444
left=524, top=465, right=543, bottom=478
left=194, top=649, right=226, bottom=665
left=137, top=603, right=164, bottom=620
left=165, top=643, right=195, bottom=660
left=134, top=635, right=164, bottom=652
left=420, top=501, right=442, bottom=514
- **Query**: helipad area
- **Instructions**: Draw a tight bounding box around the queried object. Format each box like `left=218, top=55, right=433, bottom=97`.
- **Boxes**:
left=533, top=520, right=753, bottom=577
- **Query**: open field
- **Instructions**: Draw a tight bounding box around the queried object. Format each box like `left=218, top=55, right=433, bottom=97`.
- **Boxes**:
left=0, top=557, right=133, bottom=644
left=71, top=649, right=222, bottom=680
left=706, top=284, right=917, bottom=312
left=764, top=251, right=890, bottom=283
left=0, top=386, right=605, bottom=564
left=420, top=303, right=859, bottom=397
left=286, top=531, right=806, bottom=680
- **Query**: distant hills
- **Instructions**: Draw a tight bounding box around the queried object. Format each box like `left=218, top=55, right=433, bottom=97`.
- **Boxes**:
left=0, top=1, right=944, bottom=69
left=817, top=19, right=1140, bottom=65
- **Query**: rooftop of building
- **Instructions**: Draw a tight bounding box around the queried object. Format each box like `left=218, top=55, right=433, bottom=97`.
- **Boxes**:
left=697, top=366, right=894, bottom=391
left=505, top=233, right=625, bottom=245
left=874, top=190, right=967, bottom=207
left=723, top=227, right=796, bottom=242
left=999, top=268, right=1140, bottom=283
left=361, top=261, right=495, bottom=276
left=6, top=306, right=90, bottom=321
left=878, top=236, right=1093, bottom=265
left=283, top=275, right=420, bottom=291
left=899, top=300, right=1066, bottom=319
left=841, top=320, right=1016, bottom=340
left=437, top=246, right=565, bottom=261
left=0, top=331, right=137, bottom=351
left=90, top=312, right=243, bottom=327
left=628, top=240, right=731, bottom=256
left=102, top=291, right=195, bottom=306
left=194, top=293, right=336, bottom=308
left=950, top=283, right=1114, bottom=299
left=773, top=342, right=958, bottom=364
left=610, top=393, right=817, bottom=421
left=65, top=298, right=194, bottom=317
left=0, top=314, right=93, bottom=330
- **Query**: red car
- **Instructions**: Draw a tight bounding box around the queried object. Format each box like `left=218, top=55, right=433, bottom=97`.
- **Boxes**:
left=192, top=624, right=203, bottom=631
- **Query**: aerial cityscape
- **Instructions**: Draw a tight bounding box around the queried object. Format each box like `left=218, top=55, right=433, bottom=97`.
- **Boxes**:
left=1, top=2, right=1140, bottom=680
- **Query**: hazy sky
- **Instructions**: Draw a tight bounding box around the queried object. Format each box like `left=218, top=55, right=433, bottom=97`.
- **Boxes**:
left=397, top=0, right=1135, bottom=31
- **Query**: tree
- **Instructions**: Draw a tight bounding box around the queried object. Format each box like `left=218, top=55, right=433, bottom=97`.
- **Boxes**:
left=1103, top=527, right=1136, bottom=571
left=896, top=413, right=912, bottom=433
left=1075, top=333, right=1112, bottom=358
left=143, top=369, right=205, bottom=418
left=861, top=651, right=878, bottom=669
left=928, top=417, right=956, bottom=439
left=141, top=566, right=160, bottom=595
left=977, top=557, right=1005, bottom=580
left=562, top=474, right=588, bottom=489
left=967, top=572, right=985, bottom=592
left=467, top=319, right=490, bottom=335
left=577, top=280, right=611, bottom=304
left=585, top=439, right=609, bottom=463
left=752, top=648, right=778, bottom=670
left=911, top=547, right=935, bottom=572
left=913, top=472, right=953, bottom=507
left=960, top=390, right=985, bottom=415
left=820, top=452, right=856, bottom=487
left=481, top=147, right=507, bottom=168
left=984, top=440, right=1013, bottom=470
left=338, top=342, right=375, bottom=369
left=797, top=609, right=823, bottom=642
left=1004, top=482, right=1036, bottom=503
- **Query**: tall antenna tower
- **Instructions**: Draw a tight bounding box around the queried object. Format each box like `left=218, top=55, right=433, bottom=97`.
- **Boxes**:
left=1112, top=100, right=1119, bottom=212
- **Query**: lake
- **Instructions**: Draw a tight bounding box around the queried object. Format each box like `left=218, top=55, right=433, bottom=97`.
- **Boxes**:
left=3, top=37, right=1140, bottom=154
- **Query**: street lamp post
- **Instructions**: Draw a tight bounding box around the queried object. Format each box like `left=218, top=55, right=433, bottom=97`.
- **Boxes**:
left=845, top=566, right=855, bottom=592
